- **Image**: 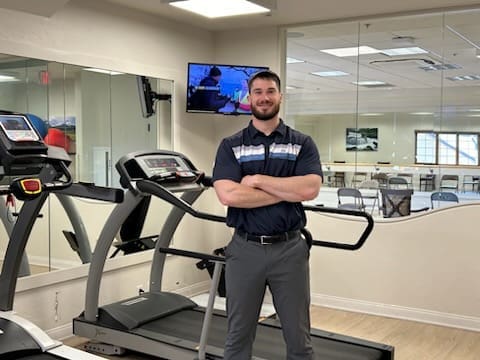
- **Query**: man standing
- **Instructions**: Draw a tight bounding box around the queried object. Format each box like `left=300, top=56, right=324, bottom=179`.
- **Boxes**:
left=212, top=70, right=323, bottom=359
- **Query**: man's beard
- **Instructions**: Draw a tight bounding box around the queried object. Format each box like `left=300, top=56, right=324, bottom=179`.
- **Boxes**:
left=251, top=102, right=280, bottom=121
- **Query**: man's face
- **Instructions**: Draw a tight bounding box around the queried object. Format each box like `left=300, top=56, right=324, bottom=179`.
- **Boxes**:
left=248, top=78, right=282, bottom=121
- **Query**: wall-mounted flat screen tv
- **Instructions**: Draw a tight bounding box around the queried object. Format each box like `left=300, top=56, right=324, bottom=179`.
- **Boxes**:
left=187, top=63, right=269, bottom=115
left=136, top=75, right=171, bottom=118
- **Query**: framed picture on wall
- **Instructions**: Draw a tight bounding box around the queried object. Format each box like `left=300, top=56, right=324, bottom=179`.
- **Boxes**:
left=346, top=128, right=378, bottom=151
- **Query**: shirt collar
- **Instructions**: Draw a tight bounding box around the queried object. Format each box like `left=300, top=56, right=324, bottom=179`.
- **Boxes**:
left=248, top=119, right=286, bottom=138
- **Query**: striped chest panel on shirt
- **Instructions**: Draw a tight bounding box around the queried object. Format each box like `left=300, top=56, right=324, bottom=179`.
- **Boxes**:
left=232, top=143, right=302, bottom=164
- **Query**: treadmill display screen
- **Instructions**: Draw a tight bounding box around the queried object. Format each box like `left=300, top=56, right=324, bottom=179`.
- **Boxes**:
left=0, top=115, right=40, bottom=142
left=144, top=157, right=180, bottom=172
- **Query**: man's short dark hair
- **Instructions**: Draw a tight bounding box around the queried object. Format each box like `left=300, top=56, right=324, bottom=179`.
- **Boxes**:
left=248, top=70, right=281, bottom=93
left=209, top=66, right=222, bottom=77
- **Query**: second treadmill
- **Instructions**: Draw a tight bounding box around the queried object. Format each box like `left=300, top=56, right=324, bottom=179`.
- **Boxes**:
left=74, top=149, right=394, bottom=360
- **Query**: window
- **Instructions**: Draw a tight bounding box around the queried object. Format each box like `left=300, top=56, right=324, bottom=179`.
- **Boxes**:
left=458, top=134, right=478, bottom=165
left=416, top=132, right=436, bottom=164
left=415, top=131, right=479, bottom=165
left=438, top=133, right=457, bottom=165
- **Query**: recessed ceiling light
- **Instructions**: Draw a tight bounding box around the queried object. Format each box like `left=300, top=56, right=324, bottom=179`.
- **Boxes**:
left=286, top=85, right=301, bottom=90
left=410, top=112, right=434, bottom=115
left=420, top=63, right=461, bottom=71
left=83, top=68, right=124, bottom=75
left=311, top=70, right=349, bottom=77
left=169, top=0, right=270, bottom=18
left=286, top=57, right=305, bottom=64
left=320, top=46, right=381, bottom=57
left=446, top=75, right=480, bottom=81
left=467, top=114, right=480, bottom=117
left=0, top=75, right=18, bottom=82
left=381, top=47, right=428, bottom=56
left=360, top=113, right=384, bottom=116
left=352, top=80, right=386, bottom=86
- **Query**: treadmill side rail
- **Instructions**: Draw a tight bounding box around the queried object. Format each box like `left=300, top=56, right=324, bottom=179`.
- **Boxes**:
left=0, top=311, right=60, bottom=351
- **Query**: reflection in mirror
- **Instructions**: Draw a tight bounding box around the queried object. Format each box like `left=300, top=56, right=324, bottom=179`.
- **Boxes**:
left=286, top=9, right=480, bottom=213
left=0, top=54, right=173, bottom=276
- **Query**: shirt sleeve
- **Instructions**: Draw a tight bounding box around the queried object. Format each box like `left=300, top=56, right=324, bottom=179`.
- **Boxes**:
left=295, top=135, right=323, bottom=178
left=212, top=138, right=243, bottom=183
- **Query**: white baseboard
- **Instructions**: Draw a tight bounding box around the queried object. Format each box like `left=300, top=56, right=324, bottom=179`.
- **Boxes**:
left=311, top=293, right=480, bottom=332
left=48, top=323, right=73, bottom=341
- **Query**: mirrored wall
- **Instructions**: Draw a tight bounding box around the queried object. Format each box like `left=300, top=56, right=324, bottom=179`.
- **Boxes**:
left=285, top=8, right=480, bottom=208
left=0, top=54, right=173, bottom=275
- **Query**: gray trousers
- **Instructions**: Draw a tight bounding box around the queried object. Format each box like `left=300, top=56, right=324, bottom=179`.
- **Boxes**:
left=223, top=230, right=314, bottom=360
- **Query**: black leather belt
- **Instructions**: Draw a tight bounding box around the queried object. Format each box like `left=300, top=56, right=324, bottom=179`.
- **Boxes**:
left=236, top=229, right=300, bottom=245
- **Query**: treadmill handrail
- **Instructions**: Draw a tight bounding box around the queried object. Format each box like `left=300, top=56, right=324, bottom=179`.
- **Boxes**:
left=303, top=205, right=374, bottom=250
left=138, top=179, right=373, bottom=250
left=42, top=160, right=73, bottom=191
left=55, top=182, right=124, bottom=203
left=159, top=205, right=374, bottom=257
left=158, top=247, right=224, bottom=263
left=136, top=179, right=226, bottom=223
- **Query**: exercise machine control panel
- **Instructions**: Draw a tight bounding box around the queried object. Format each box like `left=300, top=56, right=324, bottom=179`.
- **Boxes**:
left=0, top=110, right=72, bottom=199
left=0, top=111, right=48, bottom=176
left=137, top=154, right=197, bottom=183
left=116, top=150, right=203, bottom=191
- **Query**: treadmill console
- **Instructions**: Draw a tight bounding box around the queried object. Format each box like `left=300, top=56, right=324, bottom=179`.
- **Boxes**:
left=116, top=150, right=201, bottom=191
left=0, top=111, right=48, bottom=176
left=138, top=154, right=197, bottom=182
left=0, top=114, right=40, bottom=142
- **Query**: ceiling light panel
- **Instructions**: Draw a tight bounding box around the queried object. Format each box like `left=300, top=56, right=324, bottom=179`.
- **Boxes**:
left=83, top=68, right=124, bottom=75
left=0, top=75, right=18, bottom=82
left=169, top=0, right=270, bottom=18
left=320, top=46, right=381, bottom=57
left=311, top=71, right=349, bottom=77
left=419, top=63, right=461, bottom=71
left=286, top=57, right=305, bottom=64
left=352, top=80, right=386, bottom=86
left=446, top=75, right=480, bottom=81
left=381, top=47, right=428, bottom=56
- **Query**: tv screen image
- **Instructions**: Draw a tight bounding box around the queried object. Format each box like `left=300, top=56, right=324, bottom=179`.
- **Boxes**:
left=187, top=63, right=269, bottom=115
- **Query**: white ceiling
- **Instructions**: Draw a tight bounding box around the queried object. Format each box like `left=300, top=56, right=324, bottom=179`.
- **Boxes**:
left=285, top=9, right=480, bottom=115
left=1, top=0, right=480, bottom=31
left=98, top=0, right=480, bottom=31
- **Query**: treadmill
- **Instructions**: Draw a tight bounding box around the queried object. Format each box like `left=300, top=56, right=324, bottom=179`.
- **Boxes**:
left=0, top=189, right=98, bottom=278
left=74, top=149, right=394, bottom=359
left=0, top=110, right=121, bottom=359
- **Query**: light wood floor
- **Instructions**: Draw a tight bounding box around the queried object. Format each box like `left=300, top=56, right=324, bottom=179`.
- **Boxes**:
left=64, top=305, right=480, bottom=360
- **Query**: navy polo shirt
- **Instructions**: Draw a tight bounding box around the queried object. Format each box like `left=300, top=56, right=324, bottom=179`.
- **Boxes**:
left=212, top=120, right=323, bottom=235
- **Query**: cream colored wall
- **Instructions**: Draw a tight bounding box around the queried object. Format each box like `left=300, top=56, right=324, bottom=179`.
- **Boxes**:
left=307, top=205, right=480, bottom=330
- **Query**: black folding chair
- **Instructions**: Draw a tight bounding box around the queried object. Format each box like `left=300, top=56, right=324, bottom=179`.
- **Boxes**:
left=380, top=189, right=429, bottom=218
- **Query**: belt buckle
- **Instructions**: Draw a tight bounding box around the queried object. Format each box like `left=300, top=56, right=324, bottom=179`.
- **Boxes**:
left=260, top=235, right=273, bottom=245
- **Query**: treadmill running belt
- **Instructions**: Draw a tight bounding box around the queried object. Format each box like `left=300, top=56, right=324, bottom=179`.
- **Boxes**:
left=135, top=309, right=384, bottom=360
